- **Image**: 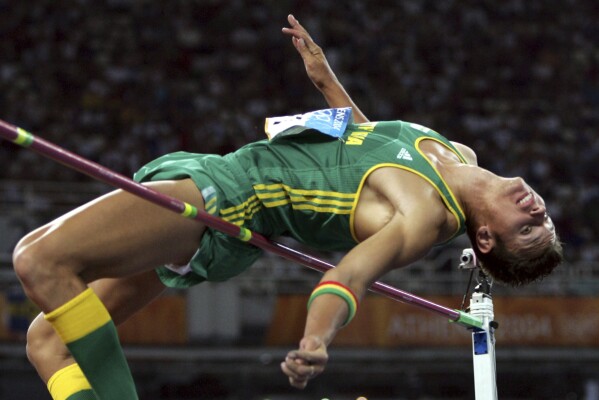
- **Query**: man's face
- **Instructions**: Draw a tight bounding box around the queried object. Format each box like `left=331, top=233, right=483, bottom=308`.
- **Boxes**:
left=485, top=177, right=556, bottom=255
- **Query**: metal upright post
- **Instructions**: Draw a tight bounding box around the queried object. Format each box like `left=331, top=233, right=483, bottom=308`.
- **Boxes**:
left=459, top=249, right=499, bottom=400
left=470, top=286, right=498, bottom=399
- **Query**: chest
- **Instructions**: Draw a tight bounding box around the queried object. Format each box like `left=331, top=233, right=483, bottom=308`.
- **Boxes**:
left=353, top=167, right=458, bottom=244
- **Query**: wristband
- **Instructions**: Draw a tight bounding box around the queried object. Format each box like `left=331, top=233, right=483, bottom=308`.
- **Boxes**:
left=307, top=281, right=359, bottom=327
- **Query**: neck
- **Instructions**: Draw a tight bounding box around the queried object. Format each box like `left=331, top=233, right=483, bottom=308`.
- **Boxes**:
left=418, top=139, right=498, bottom=224
left=440, top=163, right=498, bottom=223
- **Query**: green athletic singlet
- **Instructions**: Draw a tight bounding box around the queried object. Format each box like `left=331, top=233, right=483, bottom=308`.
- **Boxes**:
left=134, top=120, right=468, bottom=287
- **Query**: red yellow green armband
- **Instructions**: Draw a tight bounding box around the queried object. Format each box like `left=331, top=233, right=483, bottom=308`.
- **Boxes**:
left=307, top=281, right=359, bottom=327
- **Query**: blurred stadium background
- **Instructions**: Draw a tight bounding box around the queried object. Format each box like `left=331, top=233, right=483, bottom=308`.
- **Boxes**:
left=0, top=1, right=598, bottom=399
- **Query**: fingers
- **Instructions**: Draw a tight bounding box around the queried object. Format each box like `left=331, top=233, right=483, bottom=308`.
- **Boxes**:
left=282, top=14, right=309, bottom=40
left=287, top=14, right=298, bottom=27
left=280, top=359, right=309, bottom=389
left=291, top=36, right=305, bottom=53
left=282, top=14, right=324, bottom=60
left=287, top=34, right=308, bottom=58
left=287, top=14, right=303, bottom=31
left=280, top=352, right=325, bottom=389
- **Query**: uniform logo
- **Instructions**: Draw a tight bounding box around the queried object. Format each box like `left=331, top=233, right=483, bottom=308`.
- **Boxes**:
left=397, top=148, right=413, bottom=161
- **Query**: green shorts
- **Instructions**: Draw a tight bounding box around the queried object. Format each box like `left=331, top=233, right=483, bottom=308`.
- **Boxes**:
left=133, top=151, right=264, bottom=288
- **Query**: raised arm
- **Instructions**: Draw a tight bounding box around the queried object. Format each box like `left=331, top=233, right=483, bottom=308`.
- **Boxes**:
left=282, top=14, right=369, bottom=123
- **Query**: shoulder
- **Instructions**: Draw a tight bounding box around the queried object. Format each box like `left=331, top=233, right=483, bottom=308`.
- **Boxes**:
left=451, top=141, right=478, bottom=165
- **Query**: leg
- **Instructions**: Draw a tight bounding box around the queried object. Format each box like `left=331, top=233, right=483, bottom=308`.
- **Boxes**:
left=27, top=271, right=166, bottom=383
left=13, top=179, right=204, bottom=399
left=13, top=179, right=205, bottom=312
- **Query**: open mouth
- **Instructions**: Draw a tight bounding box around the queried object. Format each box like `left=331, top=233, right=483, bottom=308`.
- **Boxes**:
left=517, top=192, right=533, bottom=206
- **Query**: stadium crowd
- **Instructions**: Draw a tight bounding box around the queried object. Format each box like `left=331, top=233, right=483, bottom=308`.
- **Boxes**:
left=0, top=0, right=597, bottom=264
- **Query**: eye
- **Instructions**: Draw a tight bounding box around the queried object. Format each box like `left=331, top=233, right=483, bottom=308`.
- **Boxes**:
left=521, top=226, right=532, bottom=235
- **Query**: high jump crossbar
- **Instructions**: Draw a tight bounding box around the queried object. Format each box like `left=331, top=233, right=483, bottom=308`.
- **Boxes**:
left=0, top=119, right=482, bottom=329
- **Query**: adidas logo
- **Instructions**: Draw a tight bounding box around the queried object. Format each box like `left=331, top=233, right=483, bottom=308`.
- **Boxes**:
left=397, top=148, right=413, bottom=161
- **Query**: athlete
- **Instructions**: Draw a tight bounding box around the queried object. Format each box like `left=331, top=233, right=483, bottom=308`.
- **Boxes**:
left=12, top=14, right=562, bottom=399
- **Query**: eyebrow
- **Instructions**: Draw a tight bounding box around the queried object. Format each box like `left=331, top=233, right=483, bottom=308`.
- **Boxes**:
left=520, top=227, right=554, bottom=254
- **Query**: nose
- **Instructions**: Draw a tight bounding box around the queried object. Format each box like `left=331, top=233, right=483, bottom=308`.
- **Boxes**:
left=530, top=203, right=546, bottom=218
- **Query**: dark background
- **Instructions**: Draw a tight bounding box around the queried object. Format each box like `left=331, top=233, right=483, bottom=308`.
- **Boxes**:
left=0, top=1, right=598, bottom=399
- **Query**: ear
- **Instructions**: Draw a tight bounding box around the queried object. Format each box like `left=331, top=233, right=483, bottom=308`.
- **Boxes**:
left=475, top=226, right=495, bottom=254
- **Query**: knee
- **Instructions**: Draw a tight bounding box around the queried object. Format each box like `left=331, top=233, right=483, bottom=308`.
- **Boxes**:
left=12, top=235, right=62, bottom=301
left=26, top=313, right=70, bottom=370
left=13, top=236, right=42, bottom=290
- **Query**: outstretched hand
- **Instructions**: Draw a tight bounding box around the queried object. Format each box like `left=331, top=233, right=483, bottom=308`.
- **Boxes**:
left=280, top=335, right=329, bottom=389
left=282, top=14, right=338, bottom=92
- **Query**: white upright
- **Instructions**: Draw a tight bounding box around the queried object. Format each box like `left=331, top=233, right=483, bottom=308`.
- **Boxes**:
left=459, top=249, right=499, bottom=400
left=470, top=290, right=498, bottom=400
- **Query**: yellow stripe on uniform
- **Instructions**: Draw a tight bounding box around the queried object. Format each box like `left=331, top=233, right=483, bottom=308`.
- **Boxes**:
left=254, top=183, right=355, bottom=213
left=221, top=197, right=261, bottom=222
left=259, top=198, right=291, bottom=208
left=254, top=183, right=356, bottom=199
left=204, top=196, right=217, bottom=210
left=220, top=195, right=260, bottom=216
left=47, top=364, right=92, bottom=400
left=256, top=197, right=353, bottom=214
left=221, top=204, right=263, bottom=226
left=288, top=194, right=354, bottom=208
left=44, top=288, right=111, bottom=344
left=220, top=196, right=263, bottom=225
left=206, top=204, right=218, bottom=215
left=219, top=182, right=356, bottom=225
left=292, top=203, right=352, bottom=214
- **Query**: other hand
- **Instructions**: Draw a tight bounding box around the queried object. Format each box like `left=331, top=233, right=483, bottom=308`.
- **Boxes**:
left=280, top=335, right=329, bottom=389
left=282, top=14, right=337, bottom=91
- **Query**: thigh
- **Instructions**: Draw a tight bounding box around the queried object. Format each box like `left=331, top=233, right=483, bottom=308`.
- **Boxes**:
left=25, top=179, right=206, bottom=282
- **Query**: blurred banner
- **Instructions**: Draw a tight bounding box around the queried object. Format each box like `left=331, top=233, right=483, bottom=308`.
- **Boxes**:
left=0, top=286, right=39, bottom=341
left=117, top=294, right=188, bottom=344
left=0, top=289, right=187, bottom=344
left=3, top=291, right=598, bottom=347
left=266, top=295, right=599, bottom=347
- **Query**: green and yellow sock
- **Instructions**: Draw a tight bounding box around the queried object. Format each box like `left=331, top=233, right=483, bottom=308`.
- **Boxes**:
left=47, top=363, right=96, bottom=400
left=44, top=288, right=138, bottom=400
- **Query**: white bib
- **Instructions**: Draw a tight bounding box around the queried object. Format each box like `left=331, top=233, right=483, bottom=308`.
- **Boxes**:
left=265, top=107, right=353, bottom=141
